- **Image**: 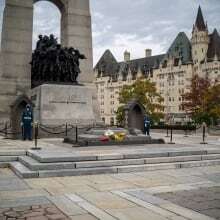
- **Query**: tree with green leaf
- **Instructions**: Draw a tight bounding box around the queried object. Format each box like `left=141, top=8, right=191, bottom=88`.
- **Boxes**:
left=116, top=79, right=164, bottom=126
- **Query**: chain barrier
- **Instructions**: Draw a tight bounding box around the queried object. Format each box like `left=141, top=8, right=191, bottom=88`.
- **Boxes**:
left=38, top=124, right=75, bottom=135
left=39, top=124, right=66, bottom=130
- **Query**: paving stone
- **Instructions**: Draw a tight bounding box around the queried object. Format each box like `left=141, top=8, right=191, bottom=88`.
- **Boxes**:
left=200, top=208, right=220, bottom=219
left=88, top=181, right=135, bottom=191
left=23, top=211, right=45, bottom=218
left=112, top=191, right=177, bottom=218
left=47, top=195, right=87, bottom=216
left=0, top=197, right=50, bottom=208
left=46, top=213, right=67, bottom=220
left=129, top=190, right=169, bottom=205
left=77, top=201, right=116, bottom=220
left=4, top=211, right=21, bottom=218
left=26, top=216, right=48, bottom=220
left=80, top=191, right=136, bottom=210
left=160, top=203, right=215, bottom=220
left=0, top=189, right=50, bottom=200
left=13, top=207, right=30, bottom=212
left=66, top=194, right=84, bottom=203
left=106, top=206, right=167, bottom=220
left=0, top=178, right=29, bottom=191
left=69, top=214, right=98, bottom=220
left=45, top=185, right=96, bottom=195
left=45, top=207, right=61, bottom=214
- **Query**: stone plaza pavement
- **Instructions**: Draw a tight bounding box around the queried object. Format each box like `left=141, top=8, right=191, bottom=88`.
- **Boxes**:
left=0, top=132, right=220, bottom=220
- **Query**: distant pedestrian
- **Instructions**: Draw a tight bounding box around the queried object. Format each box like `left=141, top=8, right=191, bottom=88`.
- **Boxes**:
left=144, top=116, right=151, bottom=136
left=21, top=104, right=33, bottom=141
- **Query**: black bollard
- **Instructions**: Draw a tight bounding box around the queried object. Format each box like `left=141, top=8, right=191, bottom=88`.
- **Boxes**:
left=4, top=122, right=8, bottom=138
left=32, top=122, right=41, bottom=150
left=165, top=125, right=169, bottom=137
left=168, top=126, right=175, bottom=144
left=200, top=123, right=207, bottom=144
left=75, top=126, right=78, bottom=143
left=65, top=123, right=68, bottom=137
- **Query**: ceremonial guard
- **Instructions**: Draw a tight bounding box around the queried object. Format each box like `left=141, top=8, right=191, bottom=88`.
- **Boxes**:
left=21, top=104, right=33, bottom=141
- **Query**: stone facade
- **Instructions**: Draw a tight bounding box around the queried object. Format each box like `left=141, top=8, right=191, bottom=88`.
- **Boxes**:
left=94, top=6, right=220, bottom=125
left=0, top=0, right=93, bottom=122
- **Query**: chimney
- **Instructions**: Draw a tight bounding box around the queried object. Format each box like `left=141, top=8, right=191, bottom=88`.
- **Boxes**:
left=145, top=49, right=152, bottom=57
left=124, top=50, right=130, bottom=62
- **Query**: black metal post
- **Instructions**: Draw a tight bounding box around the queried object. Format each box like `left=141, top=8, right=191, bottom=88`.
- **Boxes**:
left=75, top=126, right=78, bottom=143
left=165, top=125, right=169, bottom=137
left=168, top=126, right=175, bottom=144
left=4, top=122, right=7, bottom=138
left=200, top=123, right=207, bottom=144
left=32, top=122, right=41, bottom=150
left=65, top=123, right=68, bottom=137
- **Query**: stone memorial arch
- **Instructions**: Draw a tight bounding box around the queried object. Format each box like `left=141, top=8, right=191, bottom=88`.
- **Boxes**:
left=0, top=0, right=93, bottom=121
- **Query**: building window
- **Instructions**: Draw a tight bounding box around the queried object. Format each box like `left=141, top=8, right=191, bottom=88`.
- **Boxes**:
left=102, top=118, right=105, bottom=123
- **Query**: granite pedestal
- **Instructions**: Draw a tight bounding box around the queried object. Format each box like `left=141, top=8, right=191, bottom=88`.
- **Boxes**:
left=31, top=84, right=101, bottom=126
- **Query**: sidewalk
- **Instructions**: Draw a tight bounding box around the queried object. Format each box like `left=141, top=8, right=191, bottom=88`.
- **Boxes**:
left=0, top=134, right=220, bottom=219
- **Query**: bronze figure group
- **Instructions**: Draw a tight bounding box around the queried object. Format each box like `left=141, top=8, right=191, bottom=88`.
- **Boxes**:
left=31, top=34, right=86, bottom=87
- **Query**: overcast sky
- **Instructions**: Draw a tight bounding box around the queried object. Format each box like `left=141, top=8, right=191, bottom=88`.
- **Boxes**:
left=0, top=0, right=220, bottom=65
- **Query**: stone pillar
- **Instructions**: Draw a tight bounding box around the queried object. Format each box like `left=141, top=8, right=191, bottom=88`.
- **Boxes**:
left=61, top=0, right=94, bottom=83
left=0, top=0, right=33, bottom=120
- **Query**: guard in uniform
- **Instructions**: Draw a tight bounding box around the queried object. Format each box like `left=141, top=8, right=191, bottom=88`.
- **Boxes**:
left=21, top=104, right=33, bottom=141
left=144, top=116, right=151, bottom=136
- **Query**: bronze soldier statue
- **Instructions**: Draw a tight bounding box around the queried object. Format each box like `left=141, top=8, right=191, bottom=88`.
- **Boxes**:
left=31, top=34, right=86, bottom=87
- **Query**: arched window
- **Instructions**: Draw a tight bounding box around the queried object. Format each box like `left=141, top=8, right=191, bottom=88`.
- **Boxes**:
left=33, top=1, right=61, bottom=49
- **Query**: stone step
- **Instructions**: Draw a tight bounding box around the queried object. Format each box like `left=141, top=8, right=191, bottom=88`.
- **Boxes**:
left=0, top=151, right=26, bottom=156
left=76, top=155, right=206, bottom=169
left=19, top=156, right=76, bottom=171
left=12, top=158, right=220, bottom=178
left=27, top=149, right=210, bottom=163
left=10, top=162, right=38, bottom=178
left=19, top=154, right=220, bottom=171
left=27, top=150, right=97, bottom=163
left=39, top=159, right=220, bottom=178
left=0, top=156, right=18, bottom=162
